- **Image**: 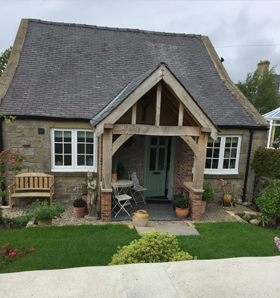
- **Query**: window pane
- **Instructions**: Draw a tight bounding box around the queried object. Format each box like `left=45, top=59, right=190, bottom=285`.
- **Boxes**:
left=86, top=155, right=93, bottom=166
left=224, top=149, right=230, bottom=158
left=78, top=144, right=85, bottom=154
left=231, top=149, right=237, bottom=158
left=213, top=149, right=220, bottom=158
left=149, top=148, right=156, bottom=171
left=214, top=138, right=221, bottom=147
left=212, top=159, right=219, bottom=169
left=64, top=155, right=72, bottom=166
left=225, top=138, right=231, bottom=147
left=207, top=139, right=214, bottom=147
left=77, top=131, right=85, bottom=142
left=159, top=137, right=166, bottom=146
left=205, top=159, right=212, bottom=168
left=223, top=159, right=229, bottom=169
left=64, top=144, right=71, bottom=154
left=55, top=131, right=62, bottom=142
left=151, top=137, right=157, bottom=146
left=86, top=144, right=93, bottom=154
left=206, top=148, right=213, bottom=158
left=55, top=155, right=63, bottom=165
left=232, top=137, right=238, bottom=147
left=55, top=144, right=62, bottom=154
left=158, top=148, right=165, bottom=170
left=86, top=132, right=93, bottom=143
left=64, top=131, right=72, bottom=142
left=230, top=159, right=236, bottom=169
left=78, top=155, right=84, bottom=166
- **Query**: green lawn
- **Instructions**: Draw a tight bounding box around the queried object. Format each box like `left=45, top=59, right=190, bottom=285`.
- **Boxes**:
left=1, top=222, right=280, bottom=274
left=177, top=222, right=280, bottom=259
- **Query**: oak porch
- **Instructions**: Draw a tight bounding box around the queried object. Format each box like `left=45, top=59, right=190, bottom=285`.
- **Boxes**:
left=92, top=64, right=218, bottom=221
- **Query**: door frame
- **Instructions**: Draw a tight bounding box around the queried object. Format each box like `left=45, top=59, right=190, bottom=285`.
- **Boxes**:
left=144, top=136, right=175, bottom=200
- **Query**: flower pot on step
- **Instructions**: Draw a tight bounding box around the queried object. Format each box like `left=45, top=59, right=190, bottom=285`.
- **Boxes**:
left=74, top=206, right=86, bottom=218
left=175, top=207, right=190, bottom=219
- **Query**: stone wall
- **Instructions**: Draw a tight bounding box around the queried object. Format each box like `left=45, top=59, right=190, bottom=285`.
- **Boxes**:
left=204, top=129, right=267, bottom=202
left=2, top=119, right=94, bottom=205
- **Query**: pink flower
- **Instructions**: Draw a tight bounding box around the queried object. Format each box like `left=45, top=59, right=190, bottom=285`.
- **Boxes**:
left=20, top=253, right=25, bottom=257
left=3, top=173, right=6, bottom=176
left=30, top=247, right=35, bottom=252
left=2, top=250, right=7, bottom=254
left=13, top=158, right=16, bottom=162
left=6, top=243, right=10, bottom=246
left=12, top=151, right=17, bottom=154
left=7, top=154, right=11, bottom=158
left=2, top=245, right=5, bottom=249
left=13, top=165, right=17, bottom=168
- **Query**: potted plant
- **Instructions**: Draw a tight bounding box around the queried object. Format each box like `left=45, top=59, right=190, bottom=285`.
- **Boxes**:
left=174, top=195, right=190, bottom=218
left=23, top=199, right=67, bottom=226
left=73, top=195, right=86, bottom=218
left=202, top=182, right=216, bottom=213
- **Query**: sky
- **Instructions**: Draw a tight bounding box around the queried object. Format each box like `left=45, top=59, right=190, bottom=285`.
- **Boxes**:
left=1, top=0, right=280, bottom=83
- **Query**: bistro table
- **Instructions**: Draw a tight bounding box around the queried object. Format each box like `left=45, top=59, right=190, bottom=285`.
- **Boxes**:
left=115, top=179, right=133, bottom=195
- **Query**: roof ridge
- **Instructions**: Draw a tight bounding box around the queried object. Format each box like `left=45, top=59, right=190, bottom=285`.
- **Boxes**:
left=27, top=19, right=201, bottom=38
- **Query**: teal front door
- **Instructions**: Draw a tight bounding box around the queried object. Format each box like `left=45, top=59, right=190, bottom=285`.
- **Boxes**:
left=144, top=136, right=168, bottom=197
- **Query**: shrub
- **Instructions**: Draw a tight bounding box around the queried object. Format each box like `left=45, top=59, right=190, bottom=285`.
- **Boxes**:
left=252, top=148, right=280, bottom=178
left=202, top=182, right=216, bottom=202
left=23, top=200, right=67, bottom=222
left=255, top=179, right=280, bottom=219
left=109, top=230, right=196, bottom=265
left=174, top=195, right=189, bottom=208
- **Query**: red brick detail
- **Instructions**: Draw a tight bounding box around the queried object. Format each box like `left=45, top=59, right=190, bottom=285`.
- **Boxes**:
left=186, top=187, right=203, bottom=221
left=101, top=191, right=112, bottom=222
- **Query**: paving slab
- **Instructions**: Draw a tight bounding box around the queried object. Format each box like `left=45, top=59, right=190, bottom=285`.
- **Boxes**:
left=1, top=257, right=280, bottom=298
left=134, top=225, right=200, bottom=235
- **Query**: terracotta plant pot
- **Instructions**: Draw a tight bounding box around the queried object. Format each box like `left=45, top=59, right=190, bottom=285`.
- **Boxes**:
left=37, top=219, right=52, bottom=226
left=175, top=207, right=190, bottom=219
left=74, top=206, right=86, bottom=218
left=201, top=201, right=206, bottom=214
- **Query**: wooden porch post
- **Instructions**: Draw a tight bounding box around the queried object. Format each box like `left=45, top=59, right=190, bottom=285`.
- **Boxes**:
left=193, top=132, right=208, bottom=189
left=101, top=128, right=113, bottom=222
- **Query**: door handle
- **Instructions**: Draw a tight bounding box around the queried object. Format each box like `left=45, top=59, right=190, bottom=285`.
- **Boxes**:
left=153, top=172, right=160, bottom=175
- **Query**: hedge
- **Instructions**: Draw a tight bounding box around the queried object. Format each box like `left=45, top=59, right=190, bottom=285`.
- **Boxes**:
left=252, top=147, right=280, bottom=178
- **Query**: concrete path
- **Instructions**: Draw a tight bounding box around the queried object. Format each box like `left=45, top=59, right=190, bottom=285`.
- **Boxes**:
left=134, top=225, right=200, bottom=235
left=1, top=256, right=280, bottom=298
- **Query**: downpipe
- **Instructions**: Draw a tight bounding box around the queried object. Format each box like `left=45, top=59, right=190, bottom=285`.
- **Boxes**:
left=241, top=129, right=254, bottom=202
left=0, top=118, right=8, bottom=206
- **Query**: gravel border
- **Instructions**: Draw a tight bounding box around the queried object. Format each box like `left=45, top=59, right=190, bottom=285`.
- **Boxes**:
left=1, top=201, right=255, bottom=227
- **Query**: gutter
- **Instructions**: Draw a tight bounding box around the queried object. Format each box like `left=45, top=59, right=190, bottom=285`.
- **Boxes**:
left=241, top=129, right=254, bottom=201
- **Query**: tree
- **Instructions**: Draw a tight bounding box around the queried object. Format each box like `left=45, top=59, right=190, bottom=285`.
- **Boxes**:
left=0, top=46, right=12, bottom=77
left=237, top=66, right=280, bottom=115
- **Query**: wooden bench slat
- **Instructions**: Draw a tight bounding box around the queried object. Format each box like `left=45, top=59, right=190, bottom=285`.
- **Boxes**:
left=44, top=177, right=48, bottom=188
left=11, top=192, right=52, bottom=197
left=39, top=177, right=43, bottom=188
left=30, top=176, right=33, bottom=188
left=34, top=177, right=38, bottom=188
left=25, top=177, right=29, bottom=188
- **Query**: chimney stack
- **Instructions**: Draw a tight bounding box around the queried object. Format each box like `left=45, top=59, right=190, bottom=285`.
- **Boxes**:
left=257, top=60, right=270, bottom=72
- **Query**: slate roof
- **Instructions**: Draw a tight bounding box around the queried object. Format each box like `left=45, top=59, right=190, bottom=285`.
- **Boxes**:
left=0, top=19, right=260, bottom=127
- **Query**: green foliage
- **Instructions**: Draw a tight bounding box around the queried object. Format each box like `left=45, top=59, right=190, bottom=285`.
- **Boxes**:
left=174, top=195, right=189, bottom=208
left=257, top=215, right=268, bottom=227
left=23, top=200, right=67, bottom=222
left=202, top=182, right=216, bottom=202
left=73, top=198, right=86, bottom=207
left=251, top=147, right=280, bottom=178
left=237, top=66, right=280, bottom=115
left=13, top=215, right=31, bottom=227
left=235, top=213, right=243, bottom=218
left=109, top=230, right=196, bottom=265
left=255, top=179, right=280, bottom=219
left=0, top=46, right=12, bottom=76
left=243, top=216, right=250, bottom=223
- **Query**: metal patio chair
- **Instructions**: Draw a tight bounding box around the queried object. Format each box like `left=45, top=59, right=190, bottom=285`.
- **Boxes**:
left=130, top=172, right=147, bottom=205
left=111, top=182, right=132, bottom=217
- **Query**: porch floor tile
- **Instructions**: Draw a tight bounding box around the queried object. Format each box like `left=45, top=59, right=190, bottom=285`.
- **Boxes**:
left=111, top=202, right=192, bottom=221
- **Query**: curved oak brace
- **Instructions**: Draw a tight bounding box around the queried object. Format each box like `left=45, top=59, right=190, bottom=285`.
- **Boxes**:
left=180, top=136, right=199, bottom=156
left=112, top=134, right=133, bottom=156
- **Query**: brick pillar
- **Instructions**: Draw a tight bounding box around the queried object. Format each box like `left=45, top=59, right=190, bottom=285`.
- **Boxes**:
left=186, top=187, right=203, bottom=221
left=101, top=191, right=112, bottom=222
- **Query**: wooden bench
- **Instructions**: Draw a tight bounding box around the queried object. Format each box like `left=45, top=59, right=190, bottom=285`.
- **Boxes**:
left=8, top=173, right=55, bottom=211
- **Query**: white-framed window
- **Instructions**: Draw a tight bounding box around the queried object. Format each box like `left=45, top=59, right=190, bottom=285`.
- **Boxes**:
left=51, top=129, right=97, bottom=172
left=204, top=135, right=241, bottom=174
